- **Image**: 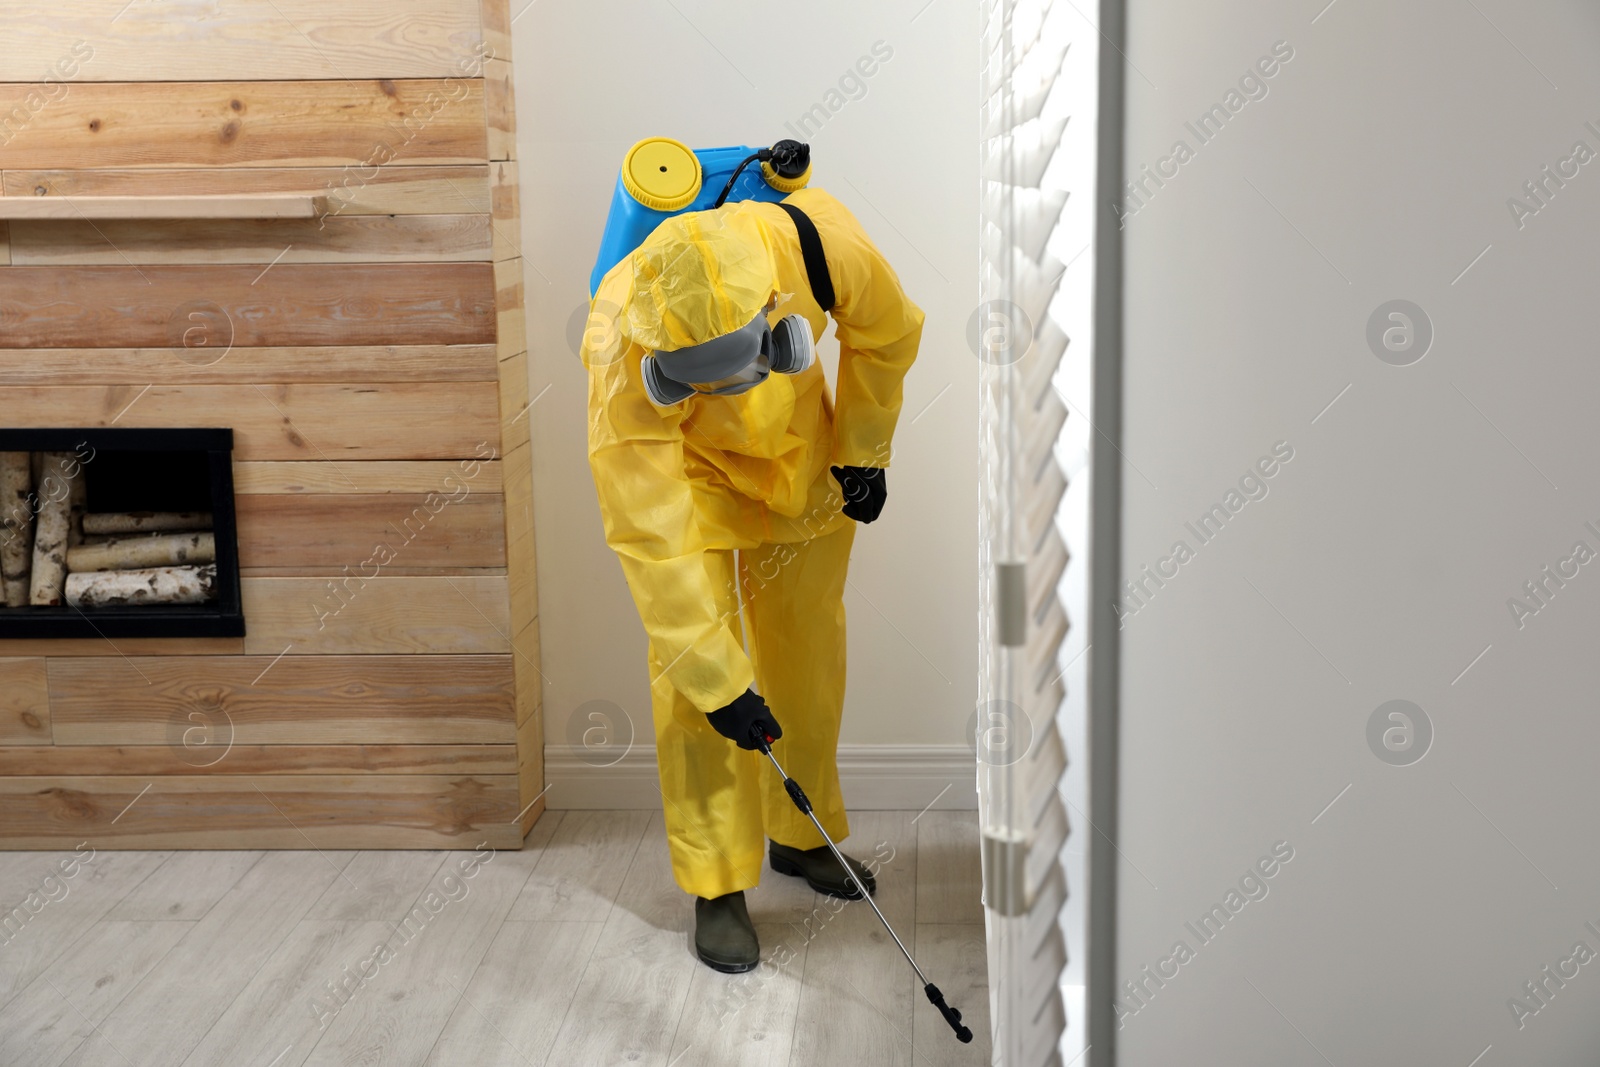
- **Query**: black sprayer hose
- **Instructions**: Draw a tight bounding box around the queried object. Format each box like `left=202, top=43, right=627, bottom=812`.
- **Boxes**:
left=751, top=726, right=974, bottom=1044
left=711, top=150, right=766, bottom=209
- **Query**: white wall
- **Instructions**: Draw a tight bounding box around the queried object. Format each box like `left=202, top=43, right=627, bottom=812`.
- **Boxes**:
left=1117, top=0, right=1600, bottom=1061
left=512, top=0, right=979, bottom=805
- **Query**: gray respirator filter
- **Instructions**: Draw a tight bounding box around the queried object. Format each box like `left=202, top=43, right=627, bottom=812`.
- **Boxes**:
left=641, top=312, right=816, bottom=407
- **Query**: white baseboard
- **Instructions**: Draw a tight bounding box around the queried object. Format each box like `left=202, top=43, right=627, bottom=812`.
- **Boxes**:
left=542, top=743, right=978, bottom=811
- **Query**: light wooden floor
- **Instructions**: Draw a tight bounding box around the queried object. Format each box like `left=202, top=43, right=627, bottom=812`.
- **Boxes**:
left=0, top=808, right=990, bottom=1066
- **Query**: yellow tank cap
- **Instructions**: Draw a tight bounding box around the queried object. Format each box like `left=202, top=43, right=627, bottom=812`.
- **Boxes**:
left=622, top=137, right=703, bottom=212
left=762, top=159, right=811, bottom=193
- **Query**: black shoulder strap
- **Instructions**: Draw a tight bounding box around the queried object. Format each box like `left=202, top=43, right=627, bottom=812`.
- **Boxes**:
left=776, top=201, right=836, bottom=312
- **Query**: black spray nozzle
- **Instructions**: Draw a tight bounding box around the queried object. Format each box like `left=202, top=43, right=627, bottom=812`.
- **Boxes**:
left=712, top=140, right=813, bottom=209
left=767, top=139, right=810, bottom=179
left=924, top=983, right=974, bottom=1043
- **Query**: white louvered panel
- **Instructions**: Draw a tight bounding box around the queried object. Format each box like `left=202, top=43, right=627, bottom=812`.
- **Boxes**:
left=1025, top=317, right=1070, bottom=409
left=1020, top=721, right=1066, bottom=831
left=1024, top=395, right=1069, bottom=486
left=1028, top=530, right=1068, bottom=626
left=980, top=0, right=1092, bottom=1063
left=1024, top=460, right=1068, bottom=555
left=983, top=117, right=1070, bottom=189
left=1027, top=598, right=1069, bottom=695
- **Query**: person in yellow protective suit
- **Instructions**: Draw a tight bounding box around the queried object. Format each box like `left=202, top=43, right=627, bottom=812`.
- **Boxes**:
left=581, top=185, right=924, bottom=973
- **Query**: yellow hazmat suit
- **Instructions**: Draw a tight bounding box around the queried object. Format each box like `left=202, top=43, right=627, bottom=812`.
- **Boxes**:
left=582, top=186, right=924, bottom=899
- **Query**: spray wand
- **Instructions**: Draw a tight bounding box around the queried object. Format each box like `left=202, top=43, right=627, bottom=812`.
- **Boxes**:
left=751, top=725, right=974, bottom=1044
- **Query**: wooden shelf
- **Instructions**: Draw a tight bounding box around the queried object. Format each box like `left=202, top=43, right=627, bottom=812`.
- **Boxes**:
left=0, top=194, right=327, bottom=220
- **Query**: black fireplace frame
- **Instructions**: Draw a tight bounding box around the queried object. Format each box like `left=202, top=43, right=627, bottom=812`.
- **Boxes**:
left=0, top=427, right=244, bottom=638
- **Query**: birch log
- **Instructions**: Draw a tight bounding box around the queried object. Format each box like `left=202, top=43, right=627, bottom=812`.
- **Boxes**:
left=81, top=511, right=213, bottom=535
left=67, top=466, right=87, bottom=547
left=64, top=564, right=217, bottom=608
left=66, top=532, right=215, bottom=572
left=0, top=453, right=33, bottom=607
left=28, top=452, right=76, bottom=605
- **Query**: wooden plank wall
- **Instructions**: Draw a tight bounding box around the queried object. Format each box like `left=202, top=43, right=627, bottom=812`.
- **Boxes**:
left=0, top=0, right=542, bottom=849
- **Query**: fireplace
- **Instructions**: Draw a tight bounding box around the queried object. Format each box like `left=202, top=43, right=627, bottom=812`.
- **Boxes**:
left=0, top=428, right=243, bottom=638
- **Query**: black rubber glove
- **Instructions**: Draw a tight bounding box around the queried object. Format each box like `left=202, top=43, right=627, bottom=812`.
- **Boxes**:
left=831, top=465, right=888, bottom=524
left=706, top=689, right=783, bottom=750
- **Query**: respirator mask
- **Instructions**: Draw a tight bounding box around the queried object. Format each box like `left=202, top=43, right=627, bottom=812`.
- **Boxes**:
left=640, top=308, right=815, bottom=407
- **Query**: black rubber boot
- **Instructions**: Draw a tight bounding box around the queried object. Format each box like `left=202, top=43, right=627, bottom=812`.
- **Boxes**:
left=769, top=841, right=877, bottom=899
left=694, top=891, right=760, bottom=973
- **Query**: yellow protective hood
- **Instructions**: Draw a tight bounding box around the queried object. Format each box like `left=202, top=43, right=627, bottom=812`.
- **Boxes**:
left=622, top=208, right=779, bottom=352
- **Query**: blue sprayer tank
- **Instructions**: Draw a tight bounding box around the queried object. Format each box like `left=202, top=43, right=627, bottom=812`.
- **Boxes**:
left=589, top=137, right=812, bottom=297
